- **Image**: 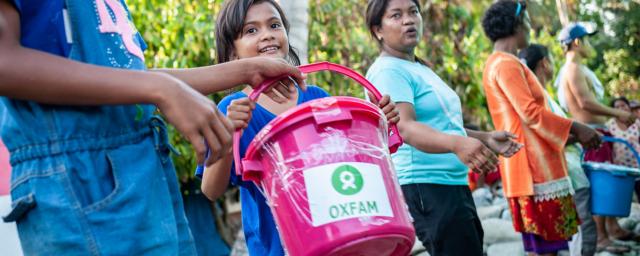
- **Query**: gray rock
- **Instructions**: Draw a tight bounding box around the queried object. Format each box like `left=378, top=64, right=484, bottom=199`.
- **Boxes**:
left=477, top=205, right=504, bottom=220
left=619, top=217, right=638, bottom=231
left=482, top=219, right=521, bottom=244
left=634, top=223, right=640, bottom=236
left=473, top=188, right=493, bottom=207
left=629, top=203, right=640, bottom=222
left=486, top=241, right=524, bottom=256
left=500, top=209, right=512, bottom=221
left=492, top=196, right=508, bottom=207
left=411, top=237, right=426, bottom=254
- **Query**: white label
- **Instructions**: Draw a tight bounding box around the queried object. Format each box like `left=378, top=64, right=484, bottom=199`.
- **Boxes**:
left=62, top=9, right=73, bottom=44
left=303, top=162, right=393, bottom=227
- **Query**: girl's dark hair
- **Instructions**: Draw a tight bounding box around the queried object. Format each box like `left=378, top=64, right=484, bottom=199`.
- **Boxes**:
left=365, top=0, right=421, bottom=46
left=518, top=44, right=549, bottom=71
left=611, top=96, right=630, bottom=108
left=482, top=0, right=527, bottom=42
left=215, top=0, right=300, bottom=65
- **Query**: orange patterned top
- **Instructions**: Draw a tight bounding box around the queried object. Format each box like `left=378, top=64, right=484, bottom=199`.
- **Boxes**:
left=482, top=52, right=573, bottom=198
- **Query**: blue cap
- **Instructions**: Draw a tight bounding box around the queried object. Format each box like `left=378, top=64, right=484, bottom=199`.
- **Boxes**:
left=558, top=23, right=597, bottom=45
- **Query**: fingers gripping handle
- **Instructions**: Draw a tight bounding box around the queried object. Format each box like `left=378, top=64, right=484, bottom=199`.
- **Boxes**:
left=233, top=62, right=403, bottom=177
left=581, top=136, right=640, bottom=166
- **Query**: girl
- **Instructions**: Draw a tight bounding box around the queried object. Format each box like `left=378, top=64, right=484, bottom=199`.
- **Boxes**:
left=198, top=1, right=399, bottom=255
left=607, top=97, right=640, bottom=169
left=365, top=0, right=523, bottom=255
left=0, top=0, right=305, bottom=254
left=481, top=1, right=601, bottom=255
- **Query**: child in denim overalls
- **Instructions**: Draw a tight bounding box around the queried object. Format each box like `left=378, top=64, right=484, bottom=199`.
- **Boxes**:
left=0, top=0, right=305, bottom=254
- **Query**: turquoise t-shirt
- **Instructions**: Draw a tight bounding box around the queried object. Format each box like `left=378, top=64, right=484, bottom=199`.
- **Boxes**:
left=366, top=56, right=468, bottom=186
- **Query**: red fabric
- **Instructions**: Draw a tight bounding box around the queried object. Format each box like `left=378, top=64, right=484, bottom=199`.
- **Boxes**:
left=468, top=166, right=502, bottom=186
left=584, top=129, right=614, bottom=163
left=0, top=139, right=11, bottom=196
left=508, top=195, right=580, bottom=241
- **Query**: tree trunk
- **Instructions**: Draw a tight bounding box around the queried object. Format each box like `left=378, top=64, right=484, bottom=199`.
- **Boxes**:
left=555, top=0, right=570, bottom=26
left=277, top=0, right=309, bottom=64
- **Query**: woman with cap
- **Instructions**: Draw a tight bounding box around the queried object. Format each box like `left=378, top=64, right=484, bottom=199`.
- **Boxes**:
left=481, top=1, right=601, bottom=255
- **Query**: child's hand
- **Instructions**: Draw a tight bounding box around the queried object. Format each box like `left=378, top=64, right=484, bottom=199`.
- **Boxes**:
left=367, top=92, right=400, bottom=124
left=244, top=57, right=307, bottom=103
left=227, top=98, right=256, bottom=129
left=154, top=73, right=234, bottom=167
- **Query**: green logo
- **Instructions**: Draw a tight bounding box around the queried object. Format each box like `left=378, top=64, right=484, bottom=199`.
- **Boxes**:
left=332, top=165, right=364, bottom=195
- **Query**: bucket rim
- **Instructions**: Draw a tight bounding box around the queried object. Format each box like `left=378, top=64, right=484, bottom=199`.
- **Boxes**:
left=242, top=96, right=386, bottom=176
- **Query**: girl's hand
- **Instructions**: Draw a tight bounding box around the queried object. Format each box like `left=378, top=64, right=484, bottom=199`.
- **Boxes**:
left=244, top=57, right=307, bottom=103
left=452, top=137, right=499, bottom=175
left=368, top=92, right=400, bottom=124
left=485, top=131, right=523, bottom=157
left=227, top=98, right=256, bottom=130
left=155, top=73, right=234, bottom=167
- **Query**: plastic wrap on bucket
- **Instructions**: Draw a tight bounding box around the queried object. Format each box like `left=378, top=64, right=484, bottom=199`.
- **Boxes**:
left=236, top=62, right=415, bottom=256
left=583, top=136, right=640, bottom=217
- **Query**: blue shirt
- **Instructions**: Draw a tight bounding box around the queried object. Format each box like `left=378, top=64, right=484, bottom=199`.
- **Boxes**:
left=196, top=86, right=329, bottom=256
left=366, top=56, right=468, bottom=186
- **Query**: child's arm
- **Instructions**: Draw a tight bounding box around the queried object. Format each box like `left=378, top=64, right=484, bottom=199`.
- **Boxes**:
left=0, top=1, right=300, bottom=166
left=154, top=58, right=307, bottom=103
left=0, top=1, right=232, bottom=165
left=368, top=93, right=400, bottom=124
left=202, top=153, right=234, bottom=201
left=201, top=98, right=255, bottom=200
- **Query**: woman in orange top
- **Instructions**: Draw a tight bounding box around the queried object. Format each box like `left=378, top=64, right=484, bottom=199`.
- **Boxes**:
left=481, top=1, right=601, bottom=255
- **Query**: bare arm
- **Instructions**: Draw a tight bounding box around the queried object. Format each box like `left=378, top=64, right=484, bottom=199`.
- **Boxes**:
left=396, top=103, right=463, bottom=154
left=201, top=152, right=233, bottom=201
left=396, top=103, right=498, bottom=174
left=0, top=1, right=172, bottom=105
left=566, top=65, right=627, bottom=118
left=154, top=57, right=307, bottom=102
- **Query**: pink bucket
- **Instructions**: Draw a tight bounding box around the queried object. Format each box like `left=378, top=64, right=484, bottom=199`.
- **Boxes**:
left=234, top=62, right=415, bottom=256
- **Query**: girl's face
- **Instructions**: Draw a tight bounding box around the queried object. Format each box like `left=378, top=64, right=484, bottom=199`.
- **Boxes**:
left=614, top=100, right=631, bottom=112
left=374, top=0, right=423, bottom=54
left=232, top=2, right=289, bottom=60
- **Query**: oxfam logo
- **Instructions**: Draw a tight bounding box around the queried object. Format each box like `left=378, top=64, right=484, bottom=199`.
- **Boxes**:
left=331, top=165, right=364, bottom=195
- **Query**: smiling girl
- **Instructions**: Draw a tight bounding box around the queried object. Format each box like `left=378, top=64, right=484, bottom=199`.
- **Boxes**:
left=197, top=1, right=399, bottom=255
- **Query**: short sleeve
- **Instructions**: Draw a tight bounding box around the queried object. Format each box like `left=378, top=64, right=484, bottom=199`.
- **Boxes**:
left=367, top=69, right=415, bottom=105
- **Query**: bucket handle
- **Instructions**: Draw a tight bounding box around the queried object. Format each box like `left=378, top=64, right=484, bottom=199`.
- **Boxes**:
left=233, top=62, right=403, bottom=177
left=581, top=136, right=640, bottom=176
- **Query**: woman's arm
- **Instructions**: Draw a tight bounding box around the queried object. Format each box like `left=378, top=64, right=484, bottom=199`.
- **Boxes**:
left=396, top=103, right=498, bottom=174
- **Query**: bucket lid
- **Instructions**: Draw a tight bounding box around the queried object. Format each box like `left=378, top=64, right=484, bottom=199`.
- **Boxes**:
left=241, top=96, right=386, bottom=183
left=582, top=161, right=640, bottom=176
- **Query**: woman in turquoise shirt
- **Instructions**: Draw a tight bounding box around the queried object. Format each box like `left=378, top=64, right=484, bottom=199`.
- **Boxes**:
left=365, top=0, right=523, bottom=255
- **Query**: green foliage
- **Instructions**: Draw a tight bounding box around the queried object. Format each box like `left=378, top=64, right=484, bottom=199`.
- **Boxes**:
left=129, top=0, right=225, bottom=180
left=128, top=0, right=640, bottom=180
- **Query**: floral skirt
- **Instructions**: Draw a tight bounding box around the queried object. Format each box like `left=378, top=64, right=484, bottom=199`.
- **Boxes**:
left=508, top=195, right=580, bottom=241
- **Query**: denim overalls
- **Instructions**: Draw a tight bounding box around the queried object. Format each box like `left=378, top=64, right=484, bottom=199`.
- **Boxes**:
left=1, top=0, right=195, bottom=254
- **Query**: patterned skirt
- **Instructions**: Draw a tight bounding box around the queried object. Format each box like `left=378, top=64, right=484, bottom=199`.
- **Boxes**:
left=508, top=195, right=580, bottom=241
